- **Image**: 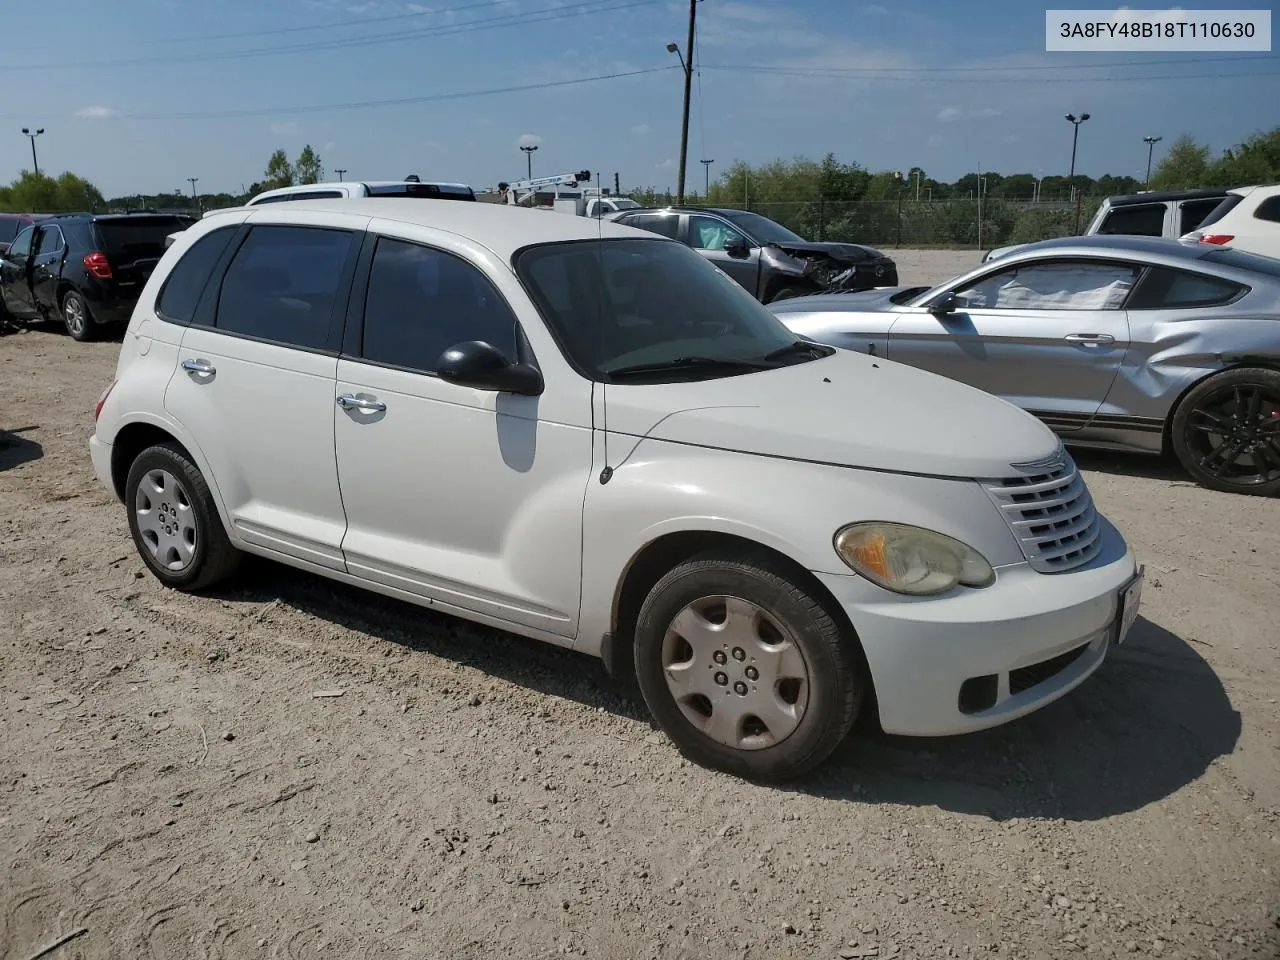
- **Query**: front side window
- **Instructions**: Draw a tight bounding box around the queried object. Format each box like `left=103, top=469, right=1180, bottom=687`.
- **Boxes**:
left=689, top=215, right=748, bottom=252
left=1097, top=204, right=1165, bottom=236
left=7, top=226, right=35, bottom=259
left=215, top=225, right=356, bottom=349
left=515, top=238, right=820, bottom=381
left=359, top=238, right=519, bottom=373
left=157, top=226, right=239, bottom=324
left=956, top=261, right=1139, bottom=311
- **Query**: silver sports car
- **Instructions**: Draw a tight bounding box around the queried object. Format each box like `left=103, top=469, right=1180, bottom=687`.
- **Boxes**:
left=768, top=235, right=1280, bottom=496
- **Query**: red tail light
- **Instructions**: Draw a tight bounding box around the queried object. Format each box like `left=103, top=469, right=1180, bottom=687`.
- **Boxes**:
left=1197, top=234, right=1234, bottom=245
left=84, top=251, right=113, bottom=279
left=95, top=380, right=117, bottom=422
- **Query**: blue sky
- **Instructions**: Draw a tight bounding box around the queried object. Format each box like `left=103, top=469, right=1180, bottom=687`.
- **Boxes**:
left=0, top=0, right=1275, bottom=198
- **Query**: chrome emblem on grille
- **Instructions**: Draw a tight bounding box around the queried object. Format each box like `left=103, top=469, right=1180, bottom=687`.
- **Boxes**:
left=1010, top=448, right=1068, bottom=474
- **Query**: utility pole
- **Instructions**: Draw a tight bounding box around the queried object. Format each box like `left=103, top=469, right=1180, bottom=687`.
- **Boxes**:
left=21, top=127, right=45, bottom=176
left=913, top=169, right=921, bottom=202
left=520, top=144, right=538, bottom=180
left=700, top=159, right=713, bottom=197
left=667, top=0, right=699, bottom=205
left=1065, top=112, right=1090, bottom=232
left=614, top=172, right=620, bottom=196
left=187, top=177, right=200, bottom=211
left=976, top=163, right=984, bottom=251
left=334, top=168, right=347, bottom=181
left=1142, top=135, right=1162, bottom=190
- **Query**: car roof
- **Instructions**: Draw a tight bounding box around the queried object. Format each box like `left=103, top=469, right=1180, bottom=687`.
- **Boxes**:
left=205, top=197, right=666, bottom=256
left=1103, top=187, right=1231, bottom=207
left=251, top=180, right=474, bottom=198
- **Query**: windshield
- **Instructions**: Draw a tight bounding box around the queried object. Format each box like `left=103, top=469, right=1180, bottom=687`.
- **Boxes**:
left=722, top=211, right=805, bottom=245
left=514, top=238, right=820, bottom=381
left=0, top=219, right=24, bottom=244
left=610, top=199, right=641, bottom=209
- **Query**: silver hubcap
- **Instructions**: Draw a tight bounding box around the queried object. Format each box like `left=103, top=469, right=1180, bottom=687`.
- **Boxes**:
left=64, top=297, right=85, bottom=335
left=661, top=595, right=810, bottom=750
left=134, top=469, right=197, bottom=571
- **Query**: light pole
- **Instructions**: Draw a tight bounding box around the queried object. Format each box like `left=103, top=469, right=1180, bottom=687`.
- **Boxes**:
left=700, top=159, right=713, bottom=197
left=520, top=144, right=538, bottom=180
left=1143, top=135, right=1162, bottom=190
left=187, top=177, right=199, bottom=210
left=1065, top=112, right=1090, bottom=231
left=21, top=127, right=45, bottom=176
left=334, top=168, right=347, bottom=181
left=893, top=171, right=905, bottom=248
left=913, top=169, right=921, bottom=202
left=667, top=0, right=700, bottom=205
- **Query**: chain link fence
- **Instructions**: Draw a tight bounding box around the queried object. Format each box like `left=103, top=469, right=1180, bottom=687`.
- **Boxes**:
left=657, top=197, right=1106, bottom=250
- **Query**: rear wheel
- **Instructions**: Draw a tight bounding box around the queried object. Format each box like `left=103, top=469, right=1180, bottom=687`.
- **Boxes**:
left=633, top=550, right=863, bottom=782
left=1171, top=367, right=1280, bottom=496
left=61, top=290, right=96, bottom=342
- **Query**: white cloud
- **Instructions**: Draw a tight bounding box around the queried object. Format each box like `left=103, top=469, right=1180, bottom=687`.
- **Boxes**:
left=322, top=141, right=336, bottom=153
left=927, top=133, right=945, bottom=146
left=517, top=133, right=542, bottom=148
left=935, top=106, right=1002, bottom=122
left=631, top=124, right=651, bottom=136
left=657, top=158, right=674, bottom=169
left=270, top=121, right=300, bottom=136
left=74, top=106, right=117, bottom=120
left=862, top=3, right=888, bottom=13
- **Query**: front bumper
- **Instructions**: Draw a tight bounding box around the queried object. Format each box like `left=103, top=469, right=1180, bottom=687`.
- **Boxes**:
left=847, top=258, right=898, bottom=290
left=816, top=515, right=1138, bottom=737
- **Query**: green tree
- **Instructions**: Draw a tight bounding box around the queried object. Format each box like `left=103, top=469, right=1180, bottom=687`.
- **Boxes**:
left=263, top=149, right=295, bottom=190
left=1149, top=135, right=1211, bottom=190
left=54, top=172, right=105, bottom=211
left=1208, top=128, right=1280, bottom=186
left=295, top=144, right=323, bottom=185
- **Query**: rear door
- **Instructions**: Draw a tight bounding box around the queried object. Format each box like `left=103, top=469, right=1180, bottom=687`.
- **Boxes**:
left=887, top=257, right=1140, bottom=430
left=95, top=216, right=195, bottom=300
left=30, top=224, right=67, bottom=313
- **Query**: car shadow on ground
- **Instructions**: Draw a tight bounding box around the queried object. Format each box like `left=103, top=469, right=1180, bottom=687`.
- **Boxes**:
left=210, top=559, right=1239, bottom=822
left=0, top=426, right=43, bottom=471
left=1070, top=447, right=1195, bottom=485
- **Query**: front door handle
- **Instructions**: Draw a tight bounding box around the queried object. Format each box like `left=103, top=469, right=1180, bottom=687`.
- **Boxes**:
left=1064, top=333, right=1116, bottom=344
left=181, top=358, right=216, bottom=375
left=336, top=393, right=386, bottom=414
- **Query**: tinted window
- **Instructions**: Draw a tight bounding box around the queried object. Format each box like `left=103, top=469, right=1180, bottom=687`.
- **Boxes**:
left=514, top=238, right=805, bottom=381
left=1195, top=194, right=1242, bottom=230
left=957, top=261, right=1139, bottom=311
left=1179, top=198, right=1223, bottom=234
left=0, top=220, right=25, bottom=244
left=1128, top=267, right=1246, bottom=309
left=215, top=225, right=356, bottom=349
left=36, top=226, right=64, bottom=254
left=1096, top=204, right=1165, bottom=236
left=96, top=217, right=192, bottom=262
left=263, top=190, right=344, bottom=202
left=156, top=227, right=239, bottom=324
left=689, top=215, right=749, bottom=251
left=360, top=238, right=518, bottom=373
left=365, top=183, right=476, bottom=200
left=1254, top=196, right=1280, bottom=223
left=619, top=213, right=679, bottom=240
left=7, top=226, right=35, bottom=258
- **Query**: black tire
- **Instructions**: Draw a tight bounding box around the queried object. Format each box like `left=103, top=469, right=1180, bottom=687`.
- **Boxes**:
left=1170, top=367, right=1280, bottom=497
left=124, top=442, right=242, bottom=590
left=633, top=549, right=864, bottom=782
left=61, top=290, right=96, bottom=342
left=766, top=284, right=812, bottom=304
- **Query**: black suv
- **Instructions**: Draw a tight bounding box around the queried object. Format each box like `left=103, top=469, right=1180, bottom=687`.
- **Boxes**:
left=612, top=206, right=898, bottom=303
left=0, top=212, right=194, bottom=340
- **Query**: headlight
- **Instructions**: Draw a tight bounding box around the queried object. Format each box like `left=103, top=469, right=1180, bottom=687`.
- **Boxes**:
left=833, top=522, right=995, bottom=596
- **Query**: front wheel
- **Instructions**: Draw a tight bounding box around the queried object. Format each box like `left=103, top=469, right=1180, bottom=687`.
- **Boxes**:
left=766, top=284, right=812, bottom=304
left=633, top=550, right=864, bottom=782
left=61, top=290, right=96, bottom=342
left=1170, top=367, right=1280, bottom=496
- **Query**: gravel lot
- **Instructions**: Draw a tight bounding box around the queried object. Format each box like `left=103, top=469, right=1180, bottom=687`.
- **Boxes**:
left=2, top=250, right=1278, bottom=960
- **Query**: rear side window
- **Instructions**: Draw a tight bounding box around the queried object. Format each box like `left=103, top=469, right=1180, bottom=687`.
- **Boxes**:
left=359, top=237, right=518, bottom=373
left=96, top=217, right=191, bottom=263
left=1254, top=196, right=1280, bottom=223
left=619, top=213, right=679, bottom=240
left=1179, top=198, right=1223, bottom=234
left=1096, top=204, right=1165, bottom=236
left=1195, top=194, right=1243, bottom=230
left=1127, top=267, right=1247, bottom=309
left=156, top=227, right=239, bottom=324
left=36, top=226, right=64, bottom=255
left=215, top=225, right=357, bottom=350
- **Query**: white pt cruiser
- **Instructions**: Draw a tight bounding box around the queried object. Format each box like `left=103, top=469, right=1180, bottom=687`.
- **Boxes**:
left=90, top=199, right=1143, bottom=782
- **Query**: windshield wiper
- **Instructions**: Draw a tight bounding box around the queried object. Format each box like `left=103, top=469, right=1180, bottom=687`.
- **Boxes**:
left=762, top=340, right=834, bottom=363
left=605, top=356, right=773, bottom=379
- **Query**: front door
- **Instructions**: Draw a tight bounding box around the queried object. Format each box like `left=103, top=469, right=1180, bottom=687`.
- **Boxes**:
left=887, top=258, right=1139, bottom=430
left=163, top=221, right=362, bottom=570
left=686, top=214, right=761, bottom=296
left=0, top=226, right=38, bottom=318
left=332, top=229, right=592, bottom=638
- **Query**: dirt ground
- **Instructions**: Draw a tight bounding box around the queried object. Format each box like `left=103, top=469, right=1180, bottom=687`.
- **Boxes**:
left=2, top=250, right=1278, bottom=960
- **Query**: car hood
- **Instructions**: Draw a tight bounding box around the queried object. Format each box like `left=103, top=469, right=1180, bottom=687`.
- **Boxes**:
left=769, top=240, right=888, bottom=262
left=767, top=285, right=928, bottom=315
left=604, top=348, right=1060, bottom=479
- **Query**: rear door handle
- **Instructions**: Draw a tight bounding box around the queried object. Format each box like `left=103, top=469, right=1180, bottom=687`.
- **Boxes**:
left=1064, top=333, right=1116, bottom=344
left=181, top=358, right=216, bottom=375
left=336, top=393, right=386, bottom=414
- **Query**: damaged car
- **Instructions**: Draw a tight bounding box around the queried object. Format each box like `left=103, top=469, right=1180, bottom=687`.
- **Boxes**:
left=613, top=206, right=898, bottom=303
left=768, top=234, right=1280, bottom=496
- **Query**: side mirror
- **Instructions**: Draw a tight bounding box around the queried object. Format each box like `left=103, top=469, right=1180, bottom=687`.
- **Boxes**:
left=725, top=238, right=750, bottom=259
left=436, top=340, right=544, bottom=396
left=929, top=292, right=963, bottom=315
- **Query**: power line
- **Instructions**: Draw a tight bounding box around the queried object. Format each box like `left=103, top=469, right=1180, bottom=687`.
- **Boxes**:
left=0, top=0, right=661, bottom=72
left=700, top=54, right=1278, bottom=75
left=0, top=66, right=678, bottom=122
left=700, top=65, right=1280, bottom=83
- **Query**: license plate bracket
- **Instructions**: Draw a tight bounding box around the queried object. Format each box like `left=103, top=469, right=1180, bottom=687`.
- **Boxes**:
left=1114, top=565, right=1144, bottom=645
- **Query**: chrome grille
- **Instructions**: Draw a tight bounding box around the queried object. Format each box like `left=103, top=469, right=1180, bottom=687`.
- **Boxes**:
left=983, top=451, right=1101, bottom=574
